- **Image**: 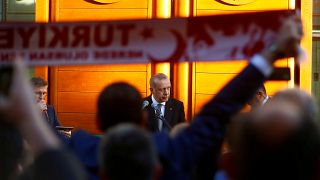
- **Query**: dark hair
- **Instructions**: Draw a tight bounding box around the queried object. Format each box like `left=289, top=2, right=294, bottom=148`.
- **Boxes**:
left=258, top=85, right=266, bottom=94
left=233, top=113, right=320, bottom=180
left=97, top=82, right=143, bottom=131
left=30, top=77, right=48, bottom=88
left=99, top=124, right=158, bottom=180
left=0, top=117, right=23, bottom=180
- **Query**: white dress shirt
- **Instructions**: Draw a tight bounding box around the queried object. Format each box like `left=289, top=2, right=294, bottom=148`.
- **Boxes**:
left=250, top=54, right=273, bottom=77
left=262, top=96, right=270, bottom=106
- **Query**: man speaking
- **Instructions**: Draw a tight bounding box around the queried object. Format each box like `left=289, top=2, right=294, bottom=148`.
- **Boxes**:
left=30, top=77, right=61, bottom=128
left=143, top=73, right=186, bottom=133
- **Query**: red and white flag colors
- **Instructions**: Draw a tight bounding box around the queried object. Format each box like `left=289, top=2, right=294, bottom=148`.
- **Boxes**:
left=0, top=10, right=295, bottom=66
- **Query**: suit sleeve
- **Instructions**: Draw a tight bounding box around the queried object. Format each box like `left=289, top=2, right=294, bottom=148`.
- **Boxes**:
left=154, top=64, right=267, bottom=173
left=178, top=102, right=186, bottom=123
left=51, top=106, right=61, bottom=127
left=32, top=149, right=87, bottom=180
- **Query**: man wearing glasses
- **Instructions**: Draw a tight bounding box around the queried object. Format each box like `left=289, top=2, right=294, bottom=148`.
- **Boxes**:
left=30, top=77, right=61, bottom=128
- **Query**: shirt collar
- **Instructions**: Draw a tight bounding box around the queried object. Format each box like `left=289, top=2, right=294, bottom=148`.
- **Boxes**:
left=262, top=96, right=269, bottom=105
left=151, top=95, right=166, bottom=106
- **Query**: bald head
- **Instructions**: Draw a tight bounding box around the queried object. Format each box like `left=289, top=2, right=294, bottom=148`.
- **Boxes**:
left=251, top=88, right=318, bottom=145
left=272, top=88, right=318, bottom=121
left=233, top=88, right=320, bottom=180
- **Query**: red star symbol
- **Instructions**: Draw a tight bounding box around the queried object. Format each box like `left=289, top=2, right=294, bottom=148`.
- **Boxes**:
left=140, top=27, right=154, bottom=40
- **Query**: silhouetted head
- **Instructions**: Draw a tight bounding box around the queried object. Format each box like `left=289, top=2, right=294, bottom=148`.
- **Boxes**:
left=0, top=116, right=23, bottom=179
left=170, top=122, right=189, bottom=137
left=232, top=89, right=320, bottom=180
left=99, top=124, right=160, bottom=180
left=97, top=82, right=144, bottom=132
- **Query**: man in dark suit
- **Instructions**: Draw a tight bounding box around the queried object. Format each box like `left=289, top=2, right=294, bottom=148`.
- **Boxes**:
left=63, top=16, right=303, bottom=180
left=144, top=73, right=185, bottom=133
left=0, top=62, right=87, bottom=180
left=30, top=77, right=61, bottom=128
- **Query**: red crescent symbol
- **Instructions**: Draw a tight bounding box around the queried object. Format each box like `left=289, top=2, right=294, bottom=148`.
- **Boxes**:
left=148, top=29, right=186, bottom=62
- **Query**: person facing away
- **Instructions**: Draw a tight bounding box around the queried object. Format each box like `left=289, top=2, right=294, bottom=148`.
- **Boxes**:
left=65, top=15, right=304, bottom=180
left=64, top=82, right=145, bottom=180
left=247, top=84, right=270, bottom=110
left=30, top=77, right=61, bottom=128
left=143, top=73, right=186, bottom=133
left=0, top=60, right=86, bottom=180
left=99, top=124, right=161, bottom=180
left=225, top=89, right=320, bottom=180
left=0, top=117, right=24, bottom=180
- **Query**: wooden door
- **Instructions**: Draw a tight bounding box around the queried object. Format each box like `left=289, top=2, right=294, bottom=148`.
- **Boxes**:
left=50, top=0, right=153, bottom=134
left=192, top=0, right=293, bottom=114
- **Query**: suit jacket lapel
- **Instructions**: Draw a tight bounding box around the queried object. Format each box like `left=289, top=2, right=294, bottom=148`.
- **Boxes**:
left=164, top=98, right=173, bottom=127
left=146, top=96, right=159, bottom=131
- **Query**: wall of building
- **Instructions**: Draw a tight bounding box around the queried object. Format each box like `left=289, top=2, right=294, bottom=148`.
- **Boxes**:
left=313, top=40, right=320, bottom=108
left=49, top=0, right=153, bottom=134
left=192, top=0, right=292, bottom=114
left=312, top=0, right=320, bottom=109
left=34, top=0, right=301, bottom=134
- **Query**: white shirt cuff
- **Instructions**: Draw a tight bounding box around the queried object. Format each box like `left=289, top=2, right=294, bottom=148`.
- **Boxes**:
left=250, top=54, right=273, bottom=77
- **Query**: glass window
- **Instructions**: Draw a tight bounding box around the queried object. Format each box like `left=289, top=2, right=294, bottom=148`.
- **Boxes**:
left=312, top=0, right=320, bottom=109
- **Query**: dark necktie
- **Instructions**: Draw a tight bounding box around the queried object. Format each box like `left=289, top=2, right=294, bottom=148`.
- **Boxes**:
left=155, top=104, right=164, bottom=131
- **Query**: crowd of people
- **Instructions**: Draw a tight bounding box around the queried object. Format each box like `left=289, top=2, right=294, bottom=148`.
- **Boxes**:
left=1, top=15, right=320, bottom=180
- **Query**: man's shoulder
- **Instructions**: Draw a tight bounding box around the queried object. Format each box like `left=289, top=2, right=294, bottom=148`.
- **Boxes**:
left=169, top=98, right=183, bottom=105
left=72, top=130, right=100, bottom=142
left=47, top=105, right=57, bottom=113
left=143, top=96, right=152, bottom=101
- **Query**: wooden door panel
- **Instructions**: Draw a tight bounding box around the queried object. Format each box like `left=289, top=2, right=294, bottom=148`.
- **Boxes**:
left=57, top=92, right=98, bottom=113
left=192, top=0, right=291, bottom=116
left=194, top=93, right=213, bottom=113
left=59, top=9, right=148, bottom=21
left=195, top=61, right=248, bottom=73
left=196, top=0, right=289, bottom=10
left=196, top=10, right=258, bottom=16
left=58, top=64, right=148, bottom=71
left=58, top=113, right=99, bottom=134
left=57, top=71, right=147, bottom=92
left=57, top=92, right=147, bottom=113
left=195, top=73, right=237, bottom=94
left=60, top=0, right=148, bottom=9
left=50, top=0, right=152, bottom=133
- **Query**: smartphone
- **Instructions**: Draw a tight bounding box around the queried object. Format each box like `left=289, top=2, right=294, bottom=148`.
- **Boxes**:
left=268, top=67, right=291, bottom=81
left=0, top=66, right=13, bottom=96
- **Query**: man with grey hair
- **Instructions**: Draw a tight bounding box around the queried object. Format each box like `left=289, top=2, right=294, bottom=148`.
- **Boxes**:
left=226, top=88, right=320, bottom=180
left=144, top=73, right=186, bottom=133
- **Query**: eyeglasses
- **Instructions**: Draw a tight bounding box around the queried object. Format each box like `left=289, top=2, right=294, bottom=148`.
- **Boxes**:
left=34, top=91, right=47, bottom=96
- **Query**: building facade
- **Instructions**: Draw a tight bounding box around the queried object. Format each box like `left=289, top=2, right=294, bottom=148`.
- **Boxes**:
left=2, top=0, right=315, bottom=134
